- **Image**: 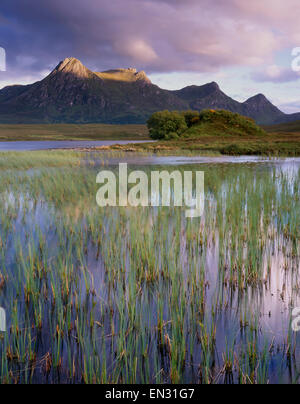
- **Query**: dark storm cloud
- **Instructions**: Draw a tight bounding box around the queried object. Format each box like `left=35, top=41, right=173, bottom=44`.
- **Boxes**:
left=0, top=0, right=299, bottom=81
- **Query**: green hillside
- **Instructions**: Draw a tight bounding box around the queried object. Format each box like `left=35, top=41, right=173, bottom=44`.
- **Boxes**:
left=183, top=109, right=266, bottom=138
left=147, top=109, right=266, bottom=140
left=112, top=109, right=300, bottom=156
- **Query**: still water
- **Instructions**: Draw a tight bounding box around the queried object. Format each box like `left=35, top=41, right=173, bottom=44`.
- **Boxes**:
left=0, top=140, right=152, bottom=151
left=0, top=152, right=298, bottom=384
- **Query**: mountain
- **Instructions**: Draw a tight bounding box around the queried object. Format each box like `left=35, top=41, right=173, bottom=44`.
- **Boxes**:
left=173, top=85, right=285, bottom=125
left=0, top=57, right=297, bottom=125
left=0, top=58, right=186, bottom=124
left=271, top=112, right=300, bottom=124
left=173, top=82, right=244, bottom=114
left=243, top=94, right=285, bottom=125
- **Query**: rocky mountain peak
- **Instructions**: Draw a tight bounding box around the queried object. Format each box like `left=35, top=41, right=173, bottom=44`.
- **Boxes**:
left=243, top=93, right=284, bottom=122
left=52, top=57, right=92, bottom=79
left=207, top=81, right=220, bottom=91
left=96, top=67, right=151, bottom=84
left=134, top=70, right=152, bottom=84
left=245, top=94, right=270, bottom=104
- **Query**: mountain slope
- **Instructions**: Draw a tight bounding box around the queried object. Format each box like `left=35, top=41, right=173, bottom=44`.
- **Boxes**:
left=0, top=57, right=297, bottom=125
left=264, top=119, right=300, bottom=132
left=271, top=112, right=300, bottom=124
left=0, top=58, right=188, bottom=124
left=243, top=94, right=285, bottom=125
left=173, top=85, right=285, bottom=125
left=173, top=82, right=245, bottom=114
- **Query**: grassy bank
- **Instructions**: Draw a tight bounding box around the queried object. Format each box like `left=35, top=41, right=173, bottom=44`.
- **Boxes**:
left=0, top=121, right=299, bottom=156
left=0, top=150, right=85, bottom=170
left=264, top=119, right=300, bottom=133
left=0, top=123, right=149, bottom=141
left=113, top=111, right=300, bottom=156
left=110, top=131, right=300, bottom=156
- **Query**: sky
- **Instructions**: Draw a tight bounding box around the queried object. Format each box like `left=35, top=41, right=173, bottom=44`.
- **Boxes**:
left=0, top=0, right=300, bottom=112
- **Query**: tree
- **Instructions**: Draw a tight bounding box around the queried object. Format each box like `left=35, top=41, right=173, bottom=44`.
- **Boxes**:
left=147, top=110, right=188, bottom=140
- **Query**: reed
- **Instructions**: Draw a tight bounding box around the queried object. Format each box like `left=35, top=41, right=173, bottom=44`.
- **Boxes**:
left=0, top=151, right=298, bottom=384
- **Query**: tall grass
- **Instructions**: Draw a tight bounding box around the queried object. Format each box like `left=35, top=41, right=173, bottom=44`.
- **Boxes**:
left=0, top=152, right=299, bottom=384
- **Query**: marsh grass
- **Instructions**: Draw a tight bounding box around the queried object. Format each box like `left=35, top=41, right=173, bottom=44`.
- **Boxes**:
left=0, top=152, right=299, bottom=384
left=110, top=132, right=300, bottom=157
left=0, top=124, right=149, bottom=142
left=0, top=151, right=86, bottom=170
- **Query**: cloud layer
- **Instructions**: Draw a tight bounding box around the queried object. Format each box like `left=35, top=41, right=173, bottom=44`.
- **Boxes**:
left=0, top=0, right=300, bottom=80
left=252, top=65, right=300, bottom=83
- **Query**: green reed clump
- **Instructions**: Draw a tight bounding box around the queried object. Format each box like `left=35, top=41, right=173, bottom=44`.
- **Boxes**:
left=0, top=152, right=299, bottom=384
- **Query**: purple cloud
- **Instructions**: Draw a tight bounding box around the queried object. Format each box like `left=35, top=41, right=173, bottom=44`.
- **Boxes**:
left=278, top=100, right=300, bottom=114
left=0, top=0, right=299, bottom=81
left=252, top=65, right=300, bottom=83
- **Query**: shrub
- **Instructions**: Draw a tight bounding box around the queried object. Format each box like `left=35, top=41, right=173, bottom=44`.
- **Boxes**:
left=182, top=111, right=200, bottom=128
left=147, top=110, right=188, bottom=140
left=147, top=109, right=266, bottom=141
left=165, top=132, right=180, bottom=140
left=198, top=109, right=265, bottom=136
left=191, top=116, right=200, bottom=125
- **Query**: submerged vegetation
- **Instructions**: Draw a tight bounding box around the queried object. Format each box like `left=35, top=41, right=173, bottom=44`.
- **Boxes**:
left=0, top=151, right=299, bottom=384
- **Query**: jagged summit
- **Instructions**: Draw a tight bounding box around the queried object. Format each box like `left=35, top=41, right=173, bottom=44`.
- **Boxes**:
left=243, top=93, right=285, bottom=123
left=56, top=57, right=80, bottom=70
left=51, top=59, right=152, bottom=84
left=244, top=93, right=284, bottom=114
left=206, top=81, right=220, bottom=90
left=96, top=67, right=151, bottom=84
left=51, top=57, right=93, bottom=79
left=172, top=81, right=231, bottom=111
left=246, top=94, right=269, bottom=103
left=100, top=68, right=137, bottom=74
left=173, top=82, right=221, bottom=98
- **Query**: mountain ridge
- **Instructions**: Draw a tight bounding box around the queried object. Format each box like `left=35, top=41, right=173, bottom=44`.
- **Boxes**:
left=0, top=57, right=296, bottom=125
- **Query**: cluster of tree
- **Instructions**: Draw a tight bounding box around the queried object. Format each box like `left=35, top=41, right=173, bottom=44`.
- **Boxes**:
left=147, top=109, right=264, bottom=140
left=147, top=110, right=200, bottom=140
